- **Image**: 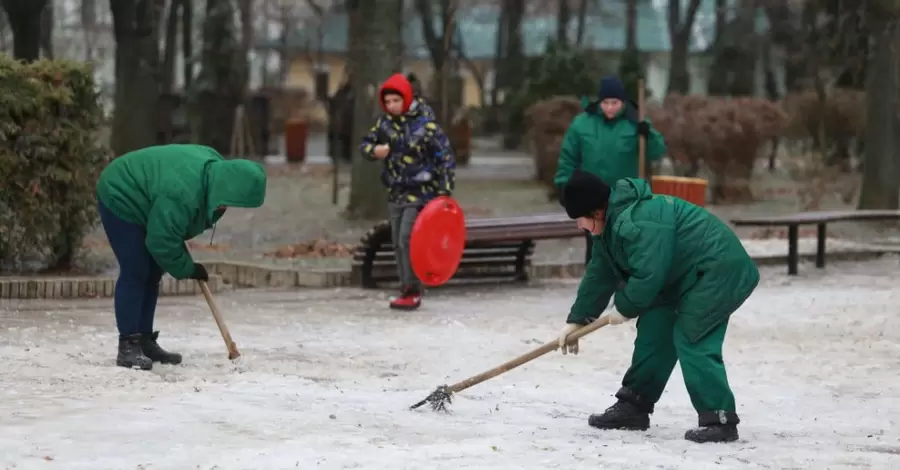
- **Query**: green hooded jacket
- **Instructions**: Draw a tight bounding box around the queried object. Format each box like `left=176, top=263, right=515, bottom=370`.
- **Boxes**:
left=567, top=178, right=759, bottom=343
left=96, top=144, right=267, bottom=279
left=554, top=98, right=667, bottom=189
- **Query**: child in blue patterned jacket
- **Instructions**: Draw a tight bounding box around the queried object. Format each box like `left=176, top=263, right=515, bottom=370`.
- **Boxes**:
left=359, top=73, right=456, bottom=310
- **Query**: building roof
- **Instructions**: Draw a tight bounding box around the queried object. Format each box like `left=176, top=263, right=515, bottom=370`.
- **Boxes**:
left=264, top=1, right=751, bottom=59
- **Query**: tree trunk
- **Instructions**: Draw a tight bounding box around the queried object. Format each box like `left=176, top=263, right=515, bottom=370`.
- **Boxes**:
left=81, top=0, right=97, bottom=61
left=556, top=0, right=570, bottom=45
left=161, top=0, right=181, bottom=95
left=194, top=0, right=247, bottom=156
left=858, top=16, right=899, bottom=210
left=490, top=5, right=507, bottom=107
left=500, top=0, right=525, bottom=149
left=345, top=0, right=404, bottom=221
left=110, top=0, right=164, bottom=156
left=665, top=0, right=701, bottom=95
left=1, top=0, right=48, bottom=62
left=624, top=0, right=637, bottom=51
left=415, top=0, right=455, bottom=125
left=574, top=0, right=587, bottom=47
left=39, top=1, right=52, bottom=58
left=727, top=0, right=757, bottom=96
left=182, top=0, right=193, bottom=89
left=667, top=36, right=690, bottom=94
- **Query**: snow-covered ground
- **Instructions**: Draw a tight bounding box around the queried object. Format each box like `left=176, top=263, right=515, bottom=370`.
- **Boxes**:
left=2, top=258, right=899, bottom=469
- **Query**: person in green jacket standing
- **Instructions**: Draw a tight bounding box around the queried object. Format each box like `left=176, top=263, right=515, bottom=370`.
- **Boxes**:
left=554, top=76, right=667, bottom=263
left=556, top=169, right=759, bottom=444
left=96, top=144, right=267, bottom=371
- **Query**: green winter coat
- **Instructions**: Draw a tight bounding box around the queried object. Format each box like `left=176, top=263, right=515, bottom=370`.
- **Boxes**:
left=96, top=144, right=267, bottom=279
left=554, top=98, right=667, bottom=189
left=567, top=178, right=760, bottom=343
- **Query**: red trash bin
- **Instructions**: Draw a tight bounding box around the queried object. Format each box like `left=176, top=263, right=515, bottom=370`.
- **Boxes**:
left=284, top=118, right=308, bottom=163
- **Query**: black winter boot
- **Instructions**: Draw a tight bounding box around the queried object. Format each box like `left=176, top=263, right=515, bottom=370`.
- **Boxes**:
left=588, top=387, right=653, bottom=431
left=684, top=411, right=740, bottom=443
left=140, top=331, right=183, bottom=365
left=117, top=334, right=153, bottom=370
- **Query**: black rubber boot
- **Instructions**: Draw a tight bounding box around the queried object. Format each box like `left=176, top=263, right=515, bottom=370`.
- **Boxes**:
left=117, top=334, right=153, bottom=370
left=684, top=411, right=740, bottom=443
left=140, top=331, right=183, bottom=365
left=588, top=387, right=653, bottom=431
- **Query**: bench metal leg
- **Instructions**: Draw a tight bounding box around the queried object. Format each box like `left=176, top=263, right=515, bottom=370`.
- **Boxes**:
left=514, top=240, right=533, bottom=281
left=788, top=225, right=799, bottom=275
left=816, top=223, right=827, bottom=268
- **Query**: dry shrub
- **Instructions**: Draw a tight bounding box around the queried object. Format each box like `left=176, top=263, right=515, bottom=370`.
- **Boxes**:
left=780, top=89, right=865, bottom=156
left=524, top=96, right=583, bottom=200
left=647, top=94, right=787, bottom=203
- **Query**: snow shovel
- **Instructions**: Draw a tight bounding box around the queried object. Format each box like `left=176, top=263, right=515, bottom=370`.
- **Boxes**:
left=410, top=314, right=613, bottom=412
left=198, top=280, right=241, bottom=360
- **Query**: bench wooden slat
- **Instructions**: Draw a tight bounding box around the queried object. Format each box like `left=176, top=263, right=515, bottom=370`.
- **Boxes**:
left=729, top=209, right=900, bottom=276
left=353, top=211, right=584, bottom=288
left=354, top=247, right=532, bottom=263
left=731, top=210, right=900, bottom=226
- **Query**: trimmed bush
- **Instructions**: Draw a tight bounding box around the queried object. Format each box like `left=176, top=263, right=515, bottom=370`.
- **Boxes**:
left=0, top=55, right=110, bottom=273
left=524, top=96, right=583, bottom=201
left=647, top=95, right=787, bottom=203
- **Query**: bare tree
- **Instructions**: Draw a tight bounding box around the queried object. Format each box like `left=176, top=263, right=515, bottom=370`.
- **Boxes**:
left=556, top=0, right=570, bottom=45
left=81, top=0, right=98, bottom=61
left=1, top=0, right=49, bottom=62
left=109, top=0, right=164, bottom=155
left=858, top=2, right=900, bottom=209
left=346, top=0, right=404, bottom=220
left=666, top=0, right=702, bottom=94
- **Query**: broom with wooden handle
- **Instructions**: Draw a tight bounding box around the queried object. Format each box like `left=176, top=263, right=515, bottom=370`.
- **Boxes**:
left=410, top=314, right=612, bottom=411
left=198, top=280, right=241, bottom=360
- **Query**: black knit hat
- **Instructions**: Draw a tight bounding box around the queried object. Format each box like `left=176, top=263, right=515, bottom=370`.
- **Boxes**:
left=562, top=170, right=612, bottom=219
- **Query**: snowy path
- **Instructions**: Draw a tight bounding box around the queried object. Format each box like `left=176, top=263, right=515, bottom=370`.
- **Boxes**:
left=2, top=259, right=900, bottom=469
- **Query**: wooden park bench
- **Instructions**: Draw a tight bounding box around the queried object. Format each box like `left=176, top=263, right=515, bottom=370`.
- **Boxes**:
left=731, top=210, right=900, bottom=275
left=351, top=213, right=585, bottom=288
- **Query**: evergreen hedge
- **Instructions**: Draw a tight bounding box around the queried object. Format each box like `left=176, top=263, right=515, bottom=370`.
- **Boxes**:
left=0, top=55, right=109, bottom=273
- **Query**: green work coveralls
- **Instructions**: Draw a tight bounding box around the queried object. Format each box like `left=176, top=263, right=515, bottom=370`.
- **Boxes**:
left=567, top=178, right=760, bottom=418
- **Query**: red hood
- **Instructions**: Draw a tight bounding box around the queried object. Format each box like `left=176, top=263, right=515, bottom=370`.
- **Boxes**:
left=378, top=73, right=413, bottom=114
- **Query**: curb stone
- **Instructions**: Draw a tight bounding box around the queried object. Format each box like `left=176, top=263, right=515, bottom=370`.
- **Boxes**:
left=0, top=275, right=223, bottom=300
left=202, top=248, right=895, bottom=289
left=1, top=249, right=893, bottom=299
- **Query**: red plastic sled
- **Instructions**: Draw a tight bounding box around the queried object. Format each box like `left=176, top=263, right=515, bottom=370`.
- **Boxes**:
left=409, top=196, right=466, bottom=287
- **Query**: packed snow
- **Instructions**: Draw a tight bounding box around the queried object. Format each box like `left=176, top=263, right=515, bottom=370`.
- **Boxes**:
left=1, top=257, right=899, bottom=469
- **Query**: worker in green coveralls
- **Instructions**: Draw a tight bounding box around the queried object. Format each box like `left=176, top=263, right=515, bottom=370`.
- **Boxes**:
left=553, top=75, right=667, bottom=264
left=556, top=169, right=760, bottom=444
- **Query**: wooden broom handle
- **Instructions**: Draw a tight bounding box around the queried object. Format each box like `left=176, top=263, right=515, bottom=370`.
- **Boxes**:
left=199, top=280, right=241, bottom=360
left=446, top=315, right=612, bottom=394
left=637, top=79, right=647, bottom=179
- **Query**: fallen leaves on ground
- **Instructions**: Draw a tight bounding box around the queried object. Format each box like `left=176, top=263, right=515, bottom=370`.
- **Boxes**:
left=264, top=238, right=355, bottom=259
left=186, top=241, right=232, bottom=252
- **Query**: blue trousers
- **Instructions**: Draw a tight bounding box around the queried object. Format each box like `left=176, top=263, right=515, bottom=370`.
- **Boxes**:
left=98, top=199, right=164, bottom=336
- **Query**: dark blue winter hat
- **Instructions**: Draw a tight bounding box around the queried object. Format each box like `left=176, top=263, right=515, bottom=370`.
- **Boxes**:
left=597, top=75, right=627, bottom=101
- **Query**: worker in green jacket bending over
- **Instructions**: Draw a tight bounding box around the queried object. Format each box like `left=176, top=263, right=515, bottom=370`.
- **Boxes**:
left=96, top=144, right=267, bottom=371
left=556, top=169, right=760, bottom=444
left=554, top=75, right=667, bottom=263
